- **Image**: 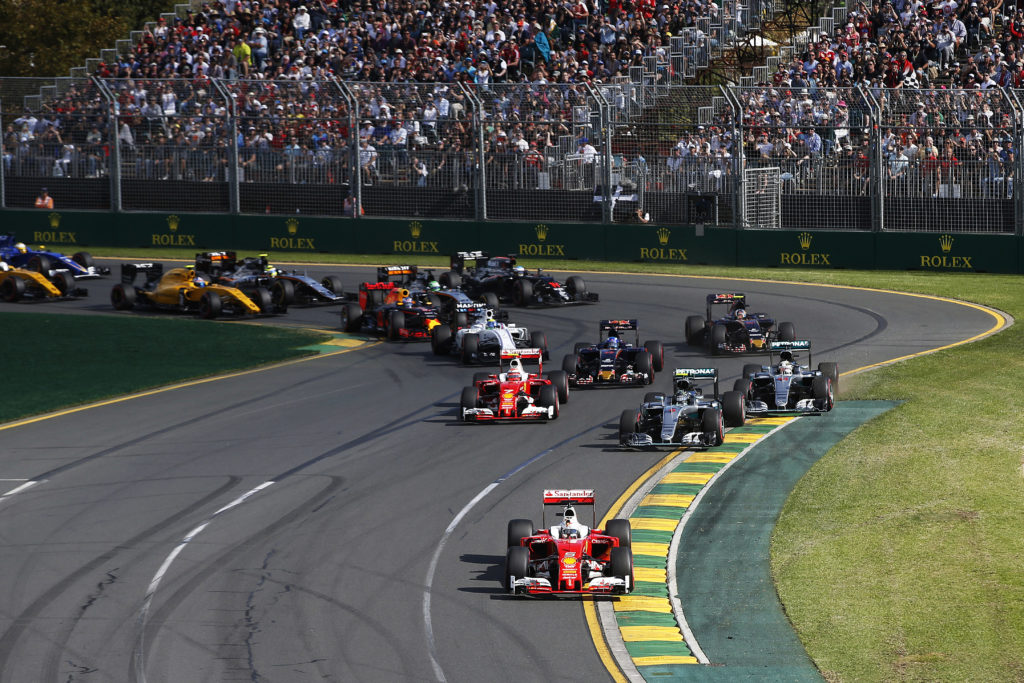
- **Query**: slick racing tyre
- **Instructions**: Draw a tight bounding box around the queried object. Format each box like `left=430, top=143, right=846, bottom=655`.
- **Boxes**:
left=460, top=385, right=479, bottom=421
left=432, top=324, right=453, bottom=355
left=529, top=330, right=549, bottom=358
left=388, top=310, right=406, bottom=342
left=644, top=340, right=665, bottom=372
left=619, top=409, right=638, bottom=445
left=199, top=291, right=222, bottom=319
left=72, top=251, right=94, bottom=269
left=562, top=354, right=577, bottom=375
left=52, top=270, right=75, bottom=296
left=778, top=321, right=797, bottom=342
left=341, top=302, right=363, bottom=332
left=722, top=390, right=746, bottom=427
left=505, top=546, right=530, bottom=592
left=321, top=275, right=343, bottom=295
left=701, top=407, right=724, bottom=446
left=733, top=378, right=751, bottom=394
left=253, top=286, right=273, bottom=314
left=514, top=279, right=533, bottom=306
left=507, top=519, right=535, bottom=547
left=453, top=312, right=469, bottom=329
left=536, top=384, right=559, bottom=418
left=609, top=547, right=634, bottom=585
left=461, top=333, right=479, bottom=364
left=710, top=324, right=727, bottom=354
left=547, top=370, right=569, bottom=403
left=818, top=362, right=839, bottom=392
left=812, top=375, right=834, bottom=411
left=440, top=270, right=461, bottom=289
left=272, top=279, right=295, bottom=307
left=1, top=276, right=26, bottom=302
left=565, top=275, right=587, bottom=300
left=482, top=291, right=500, bottom=311
left=110, top=283, right=136, bottom=310
left=685, top=315, right=705, bottom=346
left=27, top=254, right=52, bottom=274
left=605, top=519, right=631, bottom=548
left=742, top=363, right=762, bottom=379
left=635, top=350, right=654, bottom=383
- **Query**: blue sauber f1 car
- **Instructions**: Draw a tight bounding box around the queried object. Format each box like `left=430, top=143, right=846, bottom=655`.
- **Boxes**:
left=0, top=233, right=109, bottom=280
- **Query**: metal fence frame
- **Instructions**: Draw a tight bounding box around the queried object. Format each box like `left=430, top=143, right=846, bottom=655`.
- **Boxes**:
left=3, top=77, right=1024, bottom=234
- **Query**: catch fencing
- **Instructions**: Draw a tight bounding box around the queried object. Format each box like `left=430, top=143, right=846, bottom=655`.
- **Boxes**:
left=2, top=77, right=1024, bottom=234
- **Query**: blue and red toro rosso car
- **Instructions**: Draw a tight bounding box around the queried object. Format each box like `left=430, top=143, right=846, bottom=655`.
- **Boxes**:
left=0, top=233, right=109, bottom=279
left=685, top=293, right=795, bottom=355
left=504, top=489, right=633, bottom=597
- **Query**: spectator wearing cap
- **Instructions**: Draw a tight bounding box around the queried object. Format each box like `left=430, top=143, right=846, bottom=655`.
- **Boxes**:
left=34, top=187, right=53, bottom=209
left=251, top=26, right=269, bottom=70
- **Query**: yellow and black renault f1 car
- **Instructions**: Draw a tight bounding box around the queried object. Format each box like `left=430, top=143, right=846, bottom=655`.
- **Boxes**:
left=110, top=263, right=270, bottom=318
left=0, top=264, right=86, bottom=302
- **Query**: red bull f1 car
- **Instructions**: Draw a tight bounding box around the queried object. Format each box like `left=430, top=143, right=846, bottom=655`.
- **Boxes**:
left=460, top=349, right=566, bottom=422
left=733, top=340, right=838, bottom=415
left=562, top=320, right=664, bottom=387
left=685, top=293, right=795, bottom=355
left=504, top=489, right=633, bottom=596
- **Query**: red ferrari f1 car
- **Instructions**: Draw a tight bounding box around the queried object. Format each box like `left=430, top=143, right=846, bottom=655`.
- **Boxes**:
left=460, top=349, right=569, bottom=422
left=504, top=489, right=633, bottom=596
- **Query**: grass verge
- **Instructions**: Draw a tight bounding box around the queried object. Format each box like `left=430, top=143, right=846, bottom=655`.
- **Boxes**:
left=1, top=312, right=325, bottom=424
left=16, top=248, right=1024, bottom=681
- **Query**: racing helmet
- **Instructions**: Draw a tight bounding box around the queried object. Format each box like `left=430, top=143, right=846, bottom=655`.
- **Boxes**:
left=734, top=308, right=747, bottom=319
left=506, top=371, right=522, bottom=382
left=265, top=265, right=279, bottom=277
left=606, top=336, right=620, bottom=350
left=514, top=265, right=526, bottom=276
left=778, top=360, right=793, bottom=375
left=561, top=527, right=580, bottom=539
left=193, top=275, right=207, bottom=287
left=14, top=242, right=27, bottom=254
left=428, top=279, right=441, bottom=291
left=486, top=319, right=497, bottom=329
left=0, top=261, right=8, bottom=271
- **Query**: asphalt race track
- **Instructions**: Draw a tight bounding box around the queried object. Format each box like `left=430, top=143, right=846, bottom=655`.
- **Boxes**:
left=0, top=263, right=1001, bottom=682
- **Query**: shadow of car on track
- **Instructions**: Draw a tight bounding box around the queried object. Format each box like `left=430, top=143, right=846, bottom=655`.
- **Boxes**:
left=458, top=553, right=508, bottom=594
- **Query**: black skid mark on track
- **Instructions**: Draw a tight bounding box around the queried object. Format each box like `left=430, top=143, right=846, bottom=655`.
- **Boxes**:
left=0, top=477, right=242, bottom=683
left=79, top=569, right=119, bottom=615
left=63, top=660, right=97, bottom=682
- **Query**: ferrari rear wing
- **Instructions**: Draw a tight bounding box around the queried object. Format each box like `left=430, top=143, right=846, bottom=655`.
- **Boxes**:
left=501, top=348, right=543, bottom=361
left=542, top=489, right=597, bottom=527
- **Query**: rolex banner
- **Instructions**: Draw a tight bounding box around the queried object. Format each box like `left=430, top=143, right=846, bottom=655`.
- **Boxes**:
left=875, top=232, right=1016, bottom=273
left=736, top=230, right=876, bottom=269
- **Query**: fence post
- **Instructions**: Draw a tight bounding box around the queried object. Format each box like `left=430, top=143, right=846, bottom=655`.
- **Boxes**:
left=94, top=77, right=120, bottom=212
left=0, top=103, right=5, bottom=210
left=460, top=83, right=486, bottom=221
left=1011, top=88, right=1024, bottom=236
left=723, top=84, right=744, bottom=229
left=333, top=80, right=359, bottom=219
left=862, top=85, right=883, bottom=232
left=212, top=78, right=239, bottom=214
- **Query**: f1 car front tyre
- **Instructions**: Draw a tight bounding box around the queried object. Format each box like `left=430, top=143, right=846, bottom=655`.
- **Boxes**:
left=321, top=275, right=343, bottom=295
left=536, top=384, right=559, bottom=418
left=482, top=291, right=500, bottom=311
left=272, top=279, right=295, bottom=308
left=505, top=546, right=530, bottom=593
left=635, top=351, right=654, bottom=383
left=1, top=276, right=26, bottom=302
left=566, top=275, right=587, bottom=299
left=27, top=254, right=52, bottom=274
left=733, top=378, right=751, bottom=394
left=440, top=270, right=461, bottom=289
left=710, top=324, right=728, bottom=354
left=507, top=519, right=535, bottom=547
left=460, top=385, right=479, bottom=420
left=818, top=362, right=839, bottom=392
left=340, top=302, right=362, bottom=332
left=72, top=251, right=94, bottom=269
left=562, top=354, right=577, bottom=375
left=110, top=284, right=135, bottom=310
left=685, top=315, right=706, bottom=346
left=609, top=547, right=634, bottom=587
left=701, top=408, right=724, bottom=446
left=605, top=519, right=631, bottom=549
left=199, top=291, right=222, bottom=319
left=778, top=322, right=797, bottom=342
left=742, top=363, right=762, bottom=379
left=644, top=340, right=665, bottom=372
left=529, top=330, right=549, bottom=358
left=514, top=279, right=533, bottom=306
left=812, top=376, right=834, bottom=411
left=461, top=333, right=479, bottom=364
left=432, top=324, right=453, bottom=355
left=547, top=370, right=569, bottom=403
left=619, top=409, right=638, bottom=444
left=453, top=312, right=469, bottom=329
left=52, top=271, right=75, bottom=296
left=722, top=390, right=746, bottom=428
left=388, top=310, right=406, bottom=341
left=253, top=286, right=273, bottom=314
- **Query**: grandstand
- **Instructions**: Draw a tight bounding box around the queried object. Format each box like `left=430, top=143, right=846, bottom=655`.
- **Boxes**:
left=0, top=0, right=1021, bottom=233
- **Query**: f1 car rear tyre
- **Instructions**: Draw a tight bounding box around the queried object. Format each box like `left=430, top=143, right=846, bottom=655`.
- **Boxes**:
left=72, top=251, right=94, bottom=269
left=110, top=284, right=135, bottom=310
left=562, top=354, right=577, bottom=375
left=742, top=363, right=762, bottom=379
left=473, top=371, right=492, bottom=384
left=322, top=275, right=343, bottom=295
left=619, top=409, right=638, bottom=444
left=643, top=392, right=664, bottom=403
left=453, top=312, right=469, bottom=329
left=710, top=324, right=727, bottom=354
left=818, top=362, right=839, bottom=392
left=685, top=315, right=706, bottom=345
left=340, top=303, right=362, bottom=332
left=609, top=547, right=633, bottom=583
left=27, top=254, right=52, bottom=274
left=199, top=291, right=222, bottom=319
left=388, top=310, right=406, bottom=342
left=778, top=322, right=797, bottom=342
left=722, top=390, right=746, bottom=427
left=701, top=408, right=724, bottom=446
left=644, top=340, right=665, bottom=372
left=460, top=386, right=479, bottom=420
left=636, top=351, right=654, bottom=383
left=482, top=291, right=500, bottom=311
left=566, top=276, right=587, bottom=299
left=529, top=330, right=549, bottom=358
left=440, top=270, right=461, bottom=289
left=1, top=276, right=26, bottom=302
left=432, top=324, right=453, bottom=355
left=272, top=279, right=295, bottom=308
left=548, top=370, right=569, bottom=403
left=52, top=270, right=75, bottom=296
left=505, top=546, right=530, bottom=592
left=537, top=384, right=559, bottom=418
left=812, top=376, right=834, bottom=411
left=253, top=286, right=273, bottom=314
left=514, top=279, right=534, bottom=306
left=733, top=378, right=751, bottom=394
left=605, top=519, right=631, bottom=549
left=507, top=519, right=535, bottom=547
left=461, top=333, right=480, bottom=364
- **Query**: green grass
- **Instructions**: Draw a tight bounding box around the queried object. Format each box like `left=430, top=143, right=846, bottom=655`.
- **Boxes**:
left=15, top=248, right=1024, bottom=680
left=1, top=312, right=325, bottom=424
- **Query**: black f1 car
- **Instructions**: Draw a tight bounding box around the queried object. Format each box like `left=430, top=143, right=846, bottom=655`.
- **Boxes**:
left=685, top=293, right=795, bottom=355
left=562, top=320, right=664, bottom=388
left=194, top=251, right=344, bottom=310
left=440, top=251, right=597, bottom=307
left=619, top=368, right=745, bottom=448
left=733, top=340, right=838, bottom=415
